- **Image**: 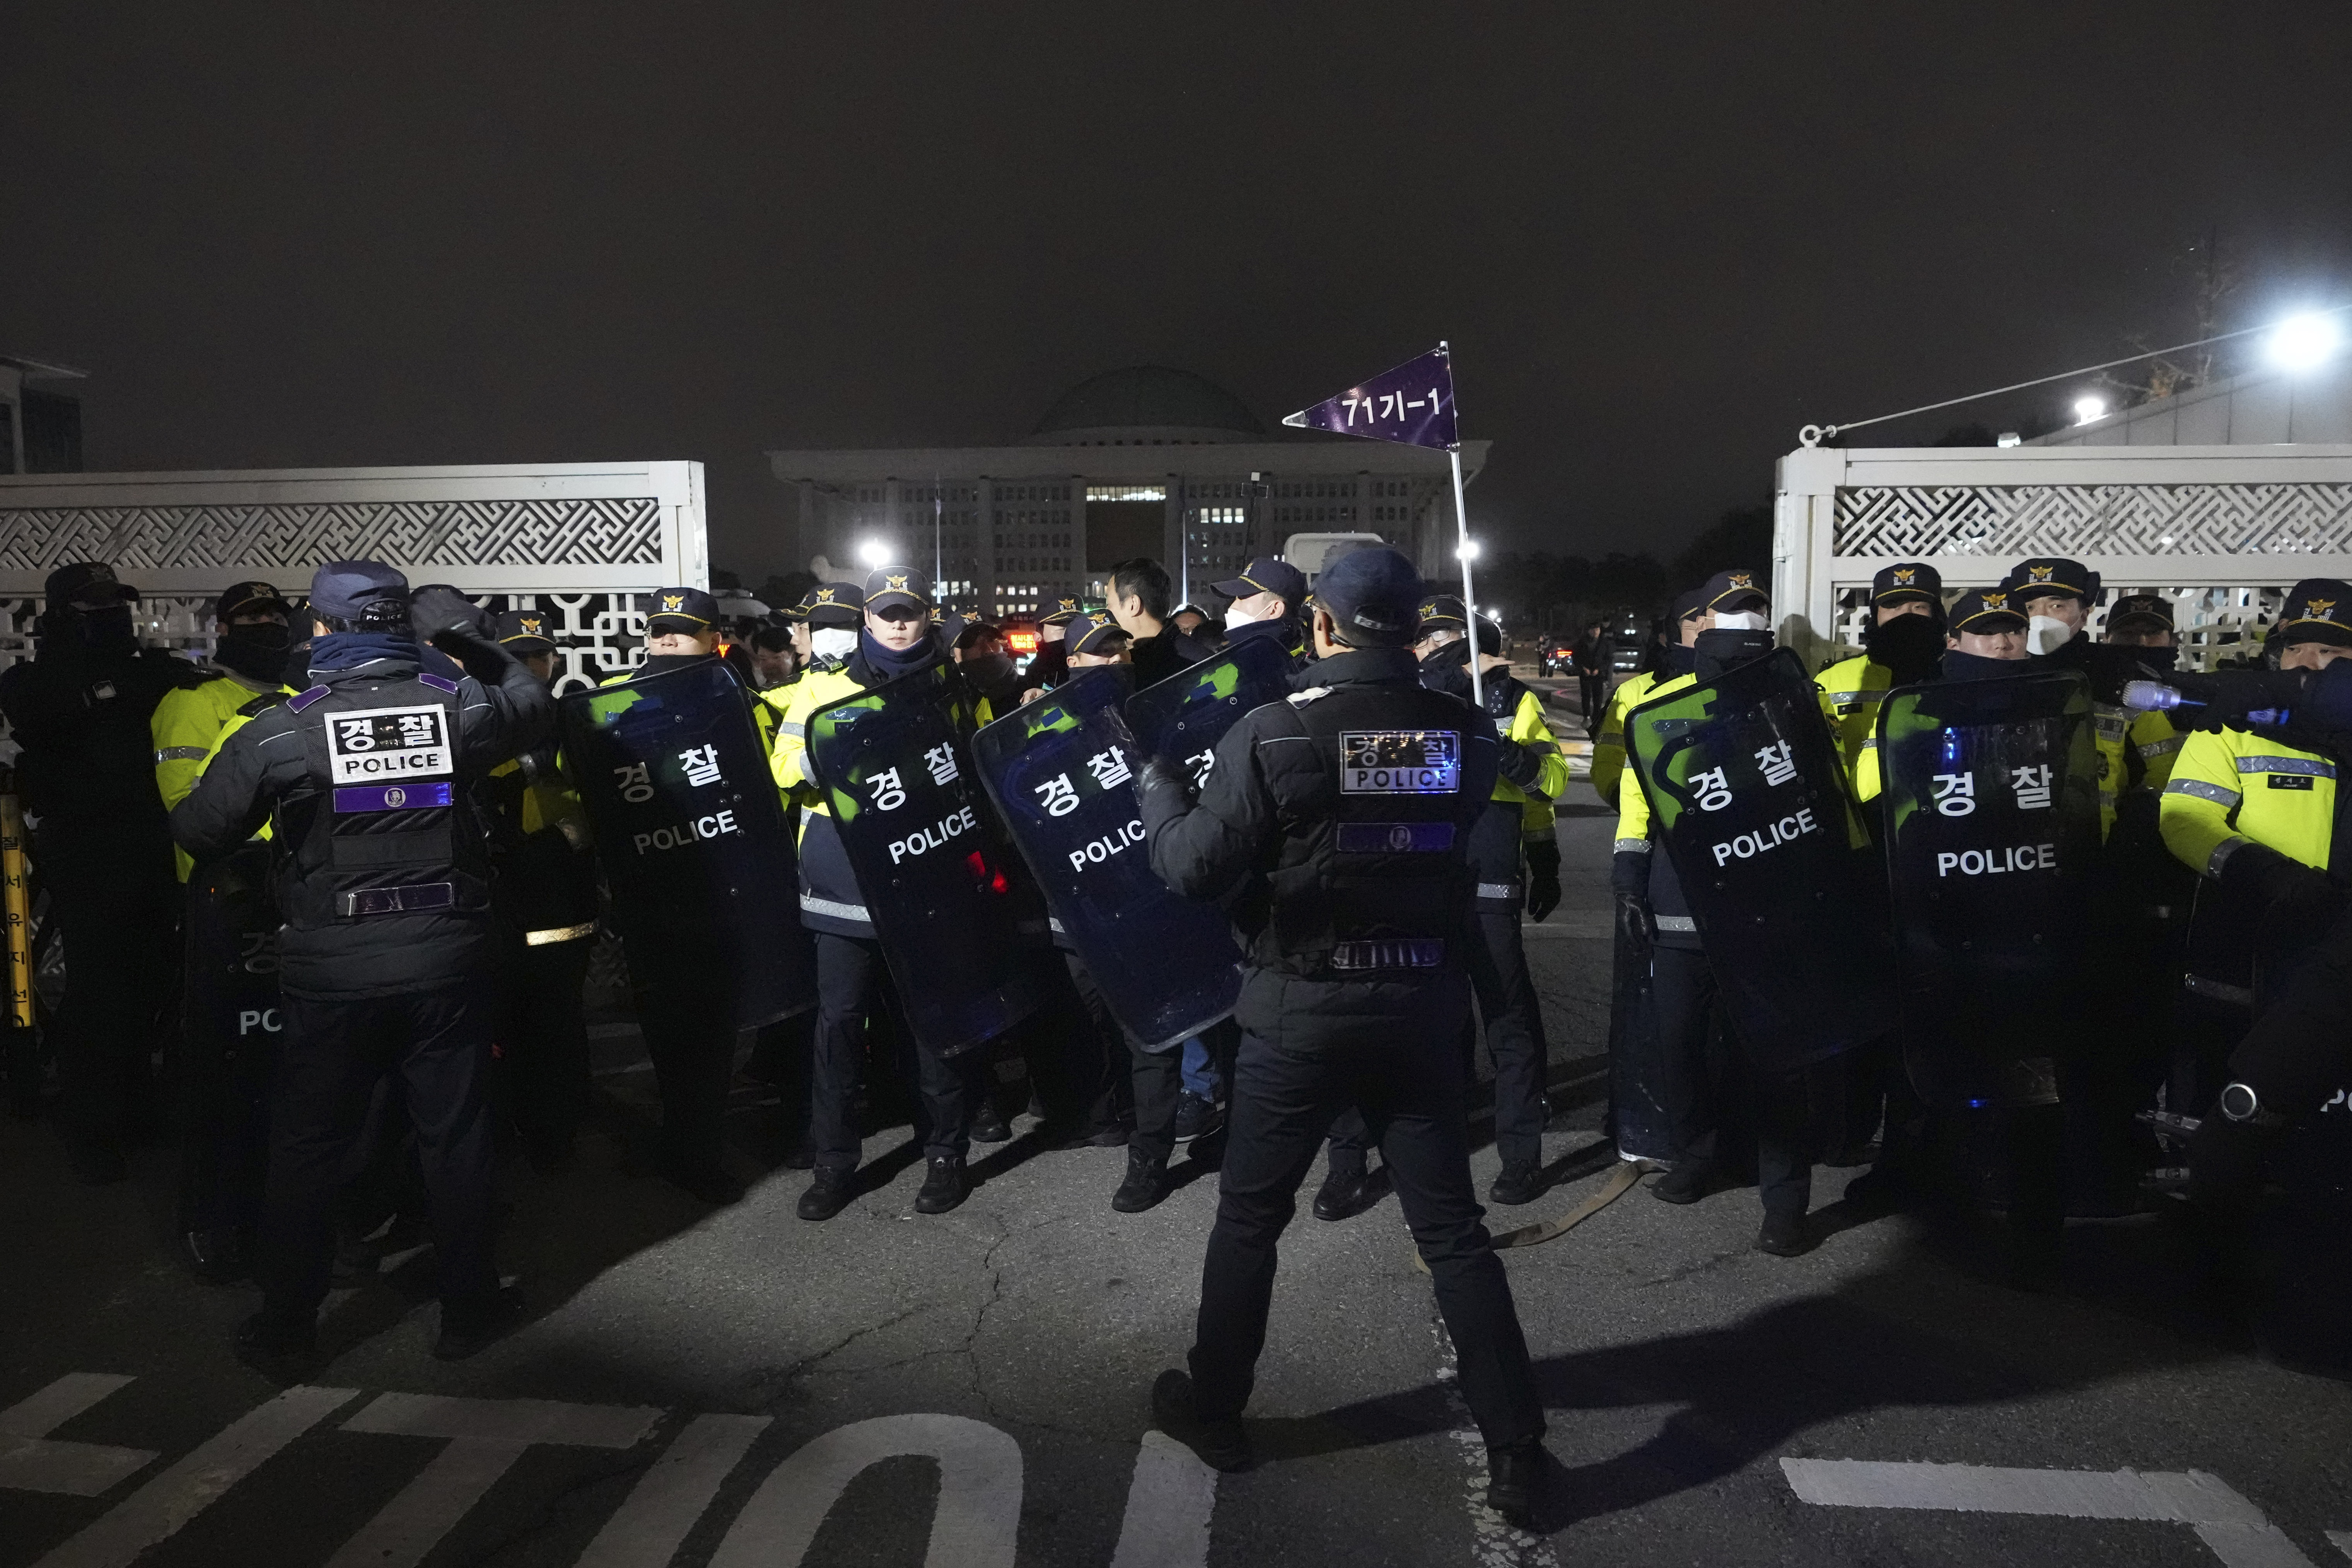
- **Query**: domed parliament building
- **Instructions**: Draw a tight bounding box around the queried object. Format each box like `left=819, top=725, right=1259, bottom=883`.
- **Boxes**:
left=767, top=366, right=1490, bottom=618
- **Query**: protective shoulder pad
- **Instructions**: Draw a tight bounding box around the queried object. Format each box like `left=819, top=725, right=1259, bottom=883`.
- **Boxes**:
left=236, top=691, right=287, bottom=718
left=419, top=672, right=461, bottom=693
left=1287, top=686, right=1333, bottom=706
left=286, top=685, right=333, bottom=712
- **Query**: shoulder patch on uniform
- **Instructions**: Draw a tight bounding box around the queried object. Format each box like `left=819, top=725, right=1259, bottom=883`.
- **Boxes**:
left=1287, top=686, right=1333, bottom=706
left=286, top=685, right=333, bottom=711
left=236, top=691, right=286, bottom=718
left=419, top=672, right=461, bottom=693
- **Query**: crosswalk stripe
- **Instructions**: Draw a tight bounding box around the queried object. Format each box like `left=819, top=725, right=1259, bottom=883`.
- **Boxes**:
left=575, top=1413, right=772, bottom=1568
left=1108, top=1432, right=1216, bottom=1568
left=0, top=1375, right=155, bottom=1498
left=711, top=1414, right=1022, bottom=1568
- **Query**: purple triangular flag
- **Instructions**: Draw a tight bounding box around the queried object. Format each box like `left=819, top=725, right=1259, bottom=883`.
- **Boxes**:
left=1281, top=345, right=1457, bottom=450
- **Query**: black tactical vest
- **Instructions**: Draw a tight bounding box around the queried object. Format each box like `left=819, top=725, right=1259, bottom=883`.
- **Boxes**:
left=278, top=672, right=488, bottom=930
left=1248, top=679, right=1483, bottom=980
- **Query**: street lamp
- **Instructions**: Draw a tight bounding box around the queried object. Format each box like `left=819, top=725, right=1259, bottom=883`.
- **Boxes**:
left=1456, top=539, right=1481, bottom=563
left=2072, top=396, right=2107, bottom=427
left=856, top=539, right=890, bottom=569
left=2268, top=312, right=2343, bottom=373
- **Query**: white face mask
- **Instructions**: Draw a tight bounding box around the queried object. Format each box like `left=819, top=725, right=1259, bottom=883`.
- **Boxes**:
left=2026, top=615, right=2073, bottom=656
left=1225, top=600, right=1265, bottom=630
left=1713, top=610, right=1767, bottom=632
left=811, top=628, right=857, bottom=660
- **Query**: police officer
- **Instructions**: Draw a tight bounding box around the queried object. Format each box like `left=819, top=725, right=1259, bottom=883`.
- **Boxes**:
left=1023, top=594, right=1086, bottom=691
left=1211, top=556, right=1308, bottom=665
left=1136, top=546, right=1545, bottom=1525
left=748, top=619, right=802, bottom=691
left=1814, top=563, right=1945, bottom=790
left=483, top=610, right=599, bottom=1173
left=772, top=566, right=991, bottom=1221
left=172, top=562, right=552, bottom=1363
left=154, top=580, right=299, bottom=1276
left=1591, top=587, right=1707, bottom=808
left=0, top=562, right=200, bottom=1182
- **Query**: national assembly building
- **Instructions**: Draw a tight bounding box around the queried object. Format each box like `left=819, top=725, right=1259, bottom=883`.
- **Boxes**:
left=766, top=366, right=1491, bottom=619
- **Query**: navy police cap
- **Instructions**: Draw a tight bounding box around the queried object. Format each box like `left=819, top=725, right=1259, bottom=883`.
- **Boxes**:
left=310, top=560, right=410, bottom=622
left=1314, top=545, right=1422, bottom=642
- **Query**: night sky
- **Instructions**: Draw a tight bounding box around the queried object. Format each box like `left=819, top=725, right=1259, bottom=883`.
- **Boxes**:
left=6, top=5, right=2350, bottom=578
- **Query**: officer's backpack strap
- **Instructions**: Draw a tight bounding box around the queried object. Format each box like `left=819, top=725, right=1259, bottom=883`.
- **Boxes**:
left=420, top=672, right=462, bottom=694
left=287, top=685, right=333, bottom=712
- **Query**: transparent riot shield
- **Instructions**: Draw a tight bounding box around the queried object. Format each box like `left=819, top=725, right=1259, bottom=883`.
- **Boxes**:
left=1626, top=648, right=1895, bottom=1071
left=1606, top=919, right=1676, bottom=1164
left=975, top=666, right=1243, bottom=1050
left=804, top=663, right=1044, bottom=1057
left=1123, top=635, right=1296, bottom=788
left=559, top=658, right=812, bottom=1031
left=1876, top=669, right=2099, bottom=1109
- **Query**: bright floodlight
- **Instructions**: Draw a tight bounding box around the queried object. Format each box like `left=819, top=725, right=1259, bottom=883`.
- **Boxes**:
left=1485, top=607, right=1503, bottom=622
left=2073, top=396, right=2107, bottom=426
left=1456, top=539, right=1481, bottom=562
left=856, top=539, right=890, bottom=568
left=2268, top=311, right=2343, bottom=373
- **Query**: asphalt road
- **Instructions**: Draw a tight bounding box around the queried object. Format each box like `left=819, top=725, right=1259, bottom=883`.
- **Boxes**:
left=4, top=679, right=2349, bottom=1567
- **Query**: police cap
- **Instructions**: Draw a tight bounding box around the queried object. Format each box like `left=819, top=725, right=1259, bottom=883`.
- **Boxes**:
left=1068, top=614, right=1130, bottom=657
left=2004, top=556, right=2101, bottom=606
left=310, top=560, right=410, bottom=624
left=495, top=609, right=559, bottom=653
left=1948, top=587, right=2029, bottom=635
left=1313, top=546, right=1422, bottom=645
left=2105, top=593, right=2175, bottom=634
left=212, top=579, right=292, bottom=623
left=803, top=582, right=864, bottom=627
left=1871, top=562, right=1942, bottom=607
left=2273, top=578, right=2352, bottom=648
left=864, top=566, right=931, bottom=614
left=1698, top=569, right=1768, bottom=614
left=1211, top=556, right=1306, bottom=608
left=647, top=586, right=718, bottom=634
left=44, top=561, right=140, bottom=609
left=1041, top=593, right=1086, bottom=626
left=1417, top=594, right=1468, bottom=634
left=1670, top=587, right=1710, bottom=623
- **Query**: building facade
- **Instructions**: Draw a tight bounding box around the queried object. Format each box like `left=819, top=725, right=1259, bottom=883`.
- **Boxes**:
left=767, top=366, right=1488, bottom=617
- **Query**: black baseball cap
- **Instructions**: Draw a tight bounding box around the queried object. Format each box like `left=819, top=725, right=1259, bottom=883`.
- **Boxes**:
left=1417, top=594, right=1469, bottom=633
left=1211, top=556, right=1307, bottom=607
left=213, top=579, right=292, bottom=622
left=864, top=566, right=931, bottom=614
left=1871, top=563, right=1942, bottom=607
left=1949, top=587, right=2029, bottom=635
left=2274, top=578, right=2352, bottom=648
left=310, top=560, right=410, bottom=623
left=2105, top=593, right=2175, bottom=633
left=495, top=609, right=558, bottom=653
left=1313, top=545, right=1422, bottom=645
left=1068, top=614, right=1130, bottom=657
left=803, top=582, right=864, bottom=627
left=2004, top=557, right=2099, bottom=605
left=647, top=586, right=718, bottom=634
left=45, top=561, right=140, bottom=608
left=1671, top=587, right=1710, bottom=622
left=1698, top=569, right=1768, bottom=614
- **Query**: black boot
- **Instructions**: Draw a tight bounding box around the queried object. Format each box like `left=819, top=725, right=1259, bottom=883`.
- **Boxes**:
left=1485, top=1441, right=1545, bottom=1529
left=183, top=1227, right=250, bottom=1284
left=915, top=1155, right=970, bottom=1214
left=1312, top=1163, right=1377, bottom=1222
left=1112, top=1150, right=1169, bottom=1213
left=1756, top=1207, right=1813, bottom=1256
left=1650, top=1159, right=1716, bottom=1205
left=797, top=1166, right=854, bottom=1221
left=1151, top=1369, right=1252, bottom=1472
left=1489, top=1160, right=1548, bottom=1207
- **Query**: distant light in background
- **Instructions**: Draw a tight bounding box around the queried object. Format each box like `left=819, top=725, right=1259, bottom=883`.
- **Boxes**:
left=1485, top=607, right=1503, bottom=622
left=2072, top=396, right=2107, bottom=426
left=856, top=539, right=890, bottom=568
left=2267, top=311, right=2344, bottom=372
left=1997, top=432, right=2023, bottom=448
left=1456, top=540, right=1481, bottom=562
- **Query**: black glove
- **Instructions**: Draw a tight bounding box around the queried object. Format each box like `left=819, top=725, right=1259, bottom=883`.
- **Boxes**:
left=1614, top=890, right=1654, bottom=953
left=409, top=585, right=492, bottom=649
left=1135, top=756, right=1194, bottom=831
left=2221, top=839, right=2337, bottom=915
left=1525, top=839, right=1562, bottom=923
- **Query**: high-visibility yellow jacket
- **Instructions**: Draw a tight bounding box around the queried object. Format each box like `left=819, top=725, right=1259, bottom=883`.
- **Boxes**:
left=1611, top=671, right=1696, bottom=849
left=1496, top=683, right=1570, bottom=845
left=1591, top=669, right=1663, bottom=808
left=1814, top=653, right=1889, bottom=790
left=152, top=671, right=292, bottom=880
left=2159, top=724, right=2335, bottom=878
left=2093, top=702, right=2181, bottom=838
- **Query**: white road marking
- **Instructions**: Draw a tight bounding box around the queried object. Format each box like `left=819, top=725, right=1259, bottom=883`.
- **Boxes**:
left=1782, top=1459, right=2318, bottom=1568
left=1429, top=1319, right=1558, bottom=1568
left=0, top=1375, right=156, bottom=1497
left=33, top=1384, right=359, bottom=1568
left=575, top=1413, right=773, bottom=1568
left=710, top=1413, right=1022, bottom=1568
left=2326, top=1529, right=2352, bottom=1561
left=1108, top=1430, right=1216, bottom=1568
left=326, top=1394, right=663, bottom=1568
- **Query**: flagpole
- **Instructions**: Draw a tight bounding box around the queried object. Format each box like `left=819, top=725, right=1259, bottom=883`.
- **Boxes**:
left=1447, top=442, right=1483, bottom=708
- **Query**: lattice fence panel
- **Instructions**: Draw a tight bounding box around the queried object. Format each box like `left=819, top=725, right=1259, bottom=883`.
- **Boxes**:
left=1833, top=484, right=2352, bottom=560
left=0, top=498, right=662, bottom=577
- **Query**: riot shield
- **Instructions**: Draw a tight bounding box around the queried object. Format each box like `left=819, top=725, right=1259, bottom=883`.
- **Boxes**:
left=1123, top=635, right=1296, bottom=788
left=974, top=667, right=1243, bottom=1050
left=1606, top=922, right=1675, bottom=1164
left=1876, top=669, right=2100, bottom=1109
left=179, top=843, right=280, bottom=1230
left=804, top=664, right=1044, bottom=1057
left=1627, top=648, right=1895, bottom=1070
left=558, top=659, right=812, bottom=1031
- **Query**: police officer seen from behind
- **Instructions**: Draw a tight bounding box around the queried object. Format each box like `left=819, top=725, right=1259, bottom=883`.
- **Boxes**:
left=154, top=580, right=299, bottom=1279
left=483, top=610, right=599, bottom=1173
left=772, top=566, right=991, bottom=1222
left=0, top=562, right=200, bottom=1183
left=1136, top=546, right=1546, bottom=1525
left=173, top=562, right=553, bottom=1364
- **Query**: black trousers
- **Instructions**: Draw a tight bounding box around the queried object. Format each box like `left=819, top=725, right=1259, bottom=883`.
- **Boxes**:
left=633, top=973, right=735, bottom=1172
left=1191, top=1029, right=1545, bottom=1452
left=1577, top=671, right=1606, bottom=731
left=39, top=828, right=178, bottom=1145
left=1652, top=943, right=1820, bottom=1214
left=495, top=928, right=594, bottom=1157
left=1471, top=903, right=1548, bottom=1168
left=177, top=857, right=279, bottom=1233
left=258, top=984, right=497, bottom=1318
left=809, top=931, right=976, bottom=1172
left=1031, top=951, right=1125, bottom=1135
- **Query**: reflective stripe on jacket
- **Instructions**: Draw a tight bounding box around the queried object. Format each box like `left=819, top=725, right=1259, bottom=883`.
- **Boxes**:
left=2159, top=723, right=2335, bottom=877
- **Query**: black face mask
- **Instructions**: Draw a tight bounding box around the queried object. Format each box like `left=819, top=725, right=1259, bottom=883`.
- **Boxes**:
left=1694, top=627, right=1774, bottom=681
left=1866, top=611, right=1946, bottom=685
left=959, top=652, right=1017, bottom=690
left=2122, top=642, right=2180, bottom=674
left=1942, top=648, right=2031, bottom=683
left=69, top=603, right=136, bottom=655
left=215, top=622, right=293, bottom=684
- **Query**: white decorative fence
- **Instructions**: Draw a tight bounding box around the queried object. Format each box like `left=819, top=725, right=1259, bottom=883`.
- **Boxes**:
left=0, top=461, right=707, bottom=697
left=1773, top=445, right=2352, bottom=671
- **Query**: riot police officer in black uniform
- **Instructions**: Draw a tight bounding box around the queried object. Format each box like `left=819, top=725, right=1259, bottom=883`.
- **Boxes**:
left=1136, top=546, right=1546, bottom=1526
left=0, top=562, right=200, bottom=1182
left=173, top=562, right=552, bottom=1365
